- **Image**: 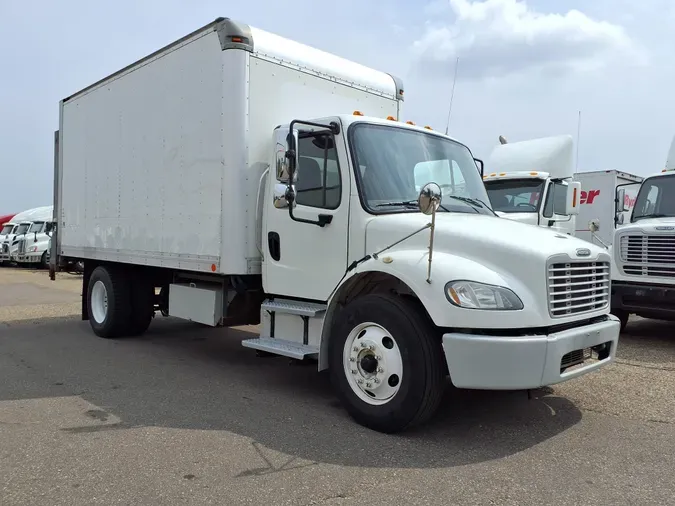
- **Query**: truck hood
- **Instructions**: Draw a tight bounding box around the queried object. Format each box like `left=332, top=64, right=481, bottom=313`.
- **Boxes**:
left=366, top=212, right=598, bottom=261
left=621, top=216, right=675, bottom=232
left=365, top=212, right=608, bottom=297
left=494, top=211, right=540, bottom=227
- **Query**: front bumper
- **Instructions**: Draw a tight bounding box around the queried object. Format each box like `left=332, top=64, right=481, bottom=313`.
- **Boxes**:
left=612, top=281, right=675, bottom=319
left=16, top=253, right=42, bottom=263
left=442, top=315, right=620, bottom=390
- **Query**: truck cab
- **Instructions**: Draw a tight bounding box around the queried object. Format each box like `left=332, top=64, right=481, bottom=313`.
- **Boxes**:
left=611, top=168, right=675, bottom=329
left=483, top=135, right=581, bottom=236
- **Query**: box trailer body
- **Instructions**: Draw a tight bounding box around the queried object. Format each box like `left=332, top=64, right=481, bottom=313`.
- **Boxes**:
left=483, top=135, right=581, bottom=236
left=573, top=170, right=643, bottom=247
left=53, top=17, right=620, bottom=433
left=57, top=20, right=401, bottom=276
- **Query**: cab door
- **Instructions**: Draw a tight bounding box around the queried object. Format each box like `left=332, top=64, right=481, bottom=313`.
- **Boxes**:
left=262, top=121, right=350, bottom=301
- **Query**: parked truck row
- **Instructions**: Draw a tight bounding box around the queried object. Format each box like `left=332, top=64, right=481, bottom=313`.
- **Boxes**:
left=483, top=135, right=675, bottom=332
left=50, top=17, right=620, bottom=433
left=0, top=206, right=54, bottom=268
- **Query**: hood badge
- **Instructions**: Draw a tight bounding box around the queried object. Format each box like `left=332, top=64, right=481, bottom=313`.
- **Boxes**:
left=655, top=226, right=674, bottom=231
left=576, top=248, right=591, bottom=257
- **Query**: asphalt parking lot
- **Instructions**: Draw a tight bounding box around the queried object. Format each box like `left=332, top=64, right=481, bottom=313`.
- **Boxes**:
left=1, top=268, right=674, bottom=505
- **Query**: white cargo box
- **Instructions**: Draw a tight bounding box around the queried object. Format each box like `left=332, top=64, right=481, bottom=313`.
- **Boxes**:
left=56, top=17, right=402, bottom=275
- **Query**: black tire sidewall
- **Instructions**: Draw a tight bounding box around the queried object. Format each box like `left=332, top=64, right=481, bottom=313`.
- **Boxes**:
left=328, top=293, right=443, bottom=432
left=87, top=267, right=117, bottom=336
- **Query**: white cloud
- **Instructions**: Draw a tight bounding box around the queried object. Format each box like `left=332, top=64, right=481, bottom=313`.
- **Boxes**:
left=412, top=0, right=645, bottom=79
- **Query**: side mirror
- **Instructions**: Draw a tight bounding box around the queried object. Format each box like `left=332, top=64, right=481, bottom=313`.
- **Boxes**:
left=565, top=181, right=581, bottom=216
left=473, top=158, right=484, bottom=178
left=272, top=182, right=295, bottom=209
left=274, top=126, right=299, bottom=183
left=418, top=182, right=442, bottom=215
left=589, top=219, right=600, bottom=233
left=615, top=188, right=628, bottom=212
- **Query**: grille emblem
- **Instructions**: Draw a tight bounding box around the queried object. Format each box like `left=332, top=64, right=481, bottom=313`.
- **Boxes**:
left=576, top=248, right=591, bottom=257
left=655, top=226, right=674, bottom=231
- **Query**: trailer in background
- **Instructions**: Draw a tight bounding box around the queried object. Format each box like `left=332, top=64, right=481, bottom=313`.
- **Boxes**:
left=573, top=170, right=643, bottom=248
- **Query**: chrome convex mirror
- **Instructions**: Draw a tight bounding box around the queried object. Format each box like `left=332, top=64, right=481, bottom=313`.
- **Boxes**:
left=418, top=182, right=442, bottom=283
left=418, top=182, right=442, bottom=215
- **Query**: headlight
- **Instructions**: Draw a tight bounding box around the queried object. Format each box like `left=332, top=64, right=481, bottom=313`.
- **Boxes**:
left=29, top=246, right=38, bottom=252
left=445, top=280, right=523, bottom=310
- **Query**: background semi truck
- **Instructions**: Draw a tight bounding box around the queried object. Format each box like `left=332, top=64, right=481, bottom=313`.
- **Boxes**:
left=482, top=135, right=582, bottom=236
left=483, top=136, right=642, bottom=247
left=610, top=136, right=675, bottom=330
left=0, top=206, right=53, bottom=265
left=51, top=17, right=620, bottom=433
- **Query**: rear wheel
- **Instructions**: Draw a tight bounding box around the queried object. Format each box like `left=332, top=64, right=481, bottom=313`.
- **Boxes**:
left=329, top=293, right=446, bottom=433
left=87, top=265, right=133, bottom=338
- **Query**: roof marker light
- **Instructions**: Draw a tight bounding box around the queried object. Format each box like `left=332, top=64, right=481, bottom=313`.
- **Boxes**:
left=353, top=110, right=364, bottom=116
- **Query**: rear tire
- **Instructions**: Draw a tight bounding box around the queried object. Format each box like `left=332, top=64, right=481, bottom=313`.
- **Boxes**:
left=328, top=293, right=446, bottom=433
left=87, top=265, right=133, bottom=338
left=128, top=277, right=154, bottom=336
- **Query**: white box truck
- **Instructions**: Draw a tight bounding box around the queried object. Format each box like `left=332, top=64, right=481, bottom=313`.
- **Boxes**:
left=51, top=17, right=620, bottom=433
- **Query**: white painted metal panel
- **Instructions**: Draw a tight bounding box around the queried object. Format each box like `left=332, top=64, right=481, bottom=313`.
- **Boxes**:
left=168, top=283, right=223, bottom=326
left=250, top=26, right=399, bottom=100
left=60, top=30, right=230, bottom=272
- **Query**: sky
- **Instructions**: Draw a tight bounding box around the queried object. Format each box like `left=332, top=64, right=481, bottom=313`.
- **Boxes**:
left=1, top=0, right=674, bottom=214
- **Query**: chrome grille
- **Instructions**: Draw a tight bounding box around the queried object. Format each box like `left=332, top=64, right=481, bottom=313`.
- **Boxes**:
left=1, top=243, right=7, bottom=253
left=17, top=239, right=26, bottom=254
left=548, top=261, right=610, bottom=317
left=620, top=234, right=675, bottom=278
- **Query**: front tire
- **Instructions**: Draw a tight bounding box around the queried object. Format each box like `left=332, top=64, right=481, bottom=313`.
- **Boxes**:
left=328, top=293, right=446, bottom=433
left=87, top=265, right=133, bottom=338
left=612, top=309, right=629, bottom=333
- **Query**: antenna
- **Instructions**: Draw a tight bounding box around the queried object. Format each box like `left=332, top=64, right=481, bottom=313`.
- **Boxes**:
left=444, top=56, right=460, bottom=135
left=575, top=110, right=581, bottom=171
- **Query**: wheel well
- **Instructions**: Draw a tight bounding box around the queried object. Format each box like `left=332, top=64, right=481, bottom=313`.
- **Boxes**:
left=318, top=271, right=434, bottom=371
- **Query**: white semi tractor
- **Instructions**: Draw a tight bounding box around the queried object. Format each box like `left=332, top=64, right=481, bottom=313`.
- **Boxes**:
left=51, top=17, right=620, bottom=432
left=610, top=137, right=675, bottom=330
left=15, top=205, right=54, bottom=268
left=0, top=206, right=53, bottom=265
left=483, top=135, right=582, bottom=236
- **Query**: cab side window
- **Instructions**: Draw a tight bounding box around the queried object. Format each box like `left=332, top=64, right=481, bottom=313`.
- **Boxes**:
left=295, top=134, right=341, bottom=209
left=543, top=182, right=568, bottom=218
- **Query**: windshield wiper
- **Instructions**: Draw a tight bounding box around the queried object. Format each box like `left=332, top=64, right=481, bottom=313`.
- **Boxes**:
left=375, top=200, right=420, bottom=208
left=446, top=195, right=497, bottom=216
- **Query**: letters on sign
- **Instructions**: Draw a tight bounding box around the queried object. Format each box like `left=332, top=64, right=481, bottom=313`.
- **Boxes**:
left=579, top=189, right=636, bottom=209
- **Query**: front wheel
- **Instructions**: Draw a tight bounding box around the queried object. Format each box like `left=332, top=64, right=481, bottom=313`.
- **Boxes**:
left=328, top=293, right=446, bottom=433
left=611, top=309, right=629, bottom=333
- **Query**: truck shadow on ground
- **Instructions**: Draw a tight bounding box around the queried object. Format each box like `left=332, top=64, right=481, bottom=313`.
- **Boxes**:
left=0, top=317, right=583, bottom=470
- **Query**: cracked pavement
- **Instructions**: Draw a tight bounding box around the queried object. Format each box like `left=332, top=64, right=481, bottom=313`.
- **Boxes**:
left=1, top=270, right=674, bottom=505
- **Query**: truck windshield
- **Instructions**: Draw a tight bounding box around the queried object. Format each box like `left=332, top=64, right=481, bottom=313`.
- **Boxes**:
left=632, top=174, right=675, bottom=221
left=349, top=123, right=493, bottom=215
left=484, top=179, right=544, bottom=213
left=29, top=221, right=45, bottom=233
left=0, top=225, right=11, bottom=235
left=16, top=223, right=30, bottom=235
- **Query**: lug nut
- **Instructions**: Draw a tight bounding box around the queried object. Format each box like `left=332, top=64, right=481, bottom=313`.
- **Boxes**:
left=376, top=356, right=382, bottom=361
left=377, top=367, right=384, bottom=373
left=349, top=357, right=355, bottom=362
left=366, top=382, right=372, bottom=388
left=361, top=342, right=367, bottom=348
left=374, top=378, right=380, bottom=384
left=351, top=369, right=357, bottom=374
left=369, top=345, right=375, bottom=351
left=357, top=379, right=364, bottom=384
left=353, top=347, right=359, bottom=352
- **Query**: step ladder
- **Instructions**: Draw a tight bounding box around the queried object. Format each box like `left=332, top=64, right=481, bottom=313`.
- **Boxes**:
left=241, top=298, right=327, bottom=360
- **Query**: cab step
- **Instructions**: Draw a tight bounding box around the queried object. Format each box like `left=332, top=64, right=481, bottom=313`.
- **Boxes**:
left=261, top=299, right=327, bottom=317
left=242, top=337, right=319, bottom=360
